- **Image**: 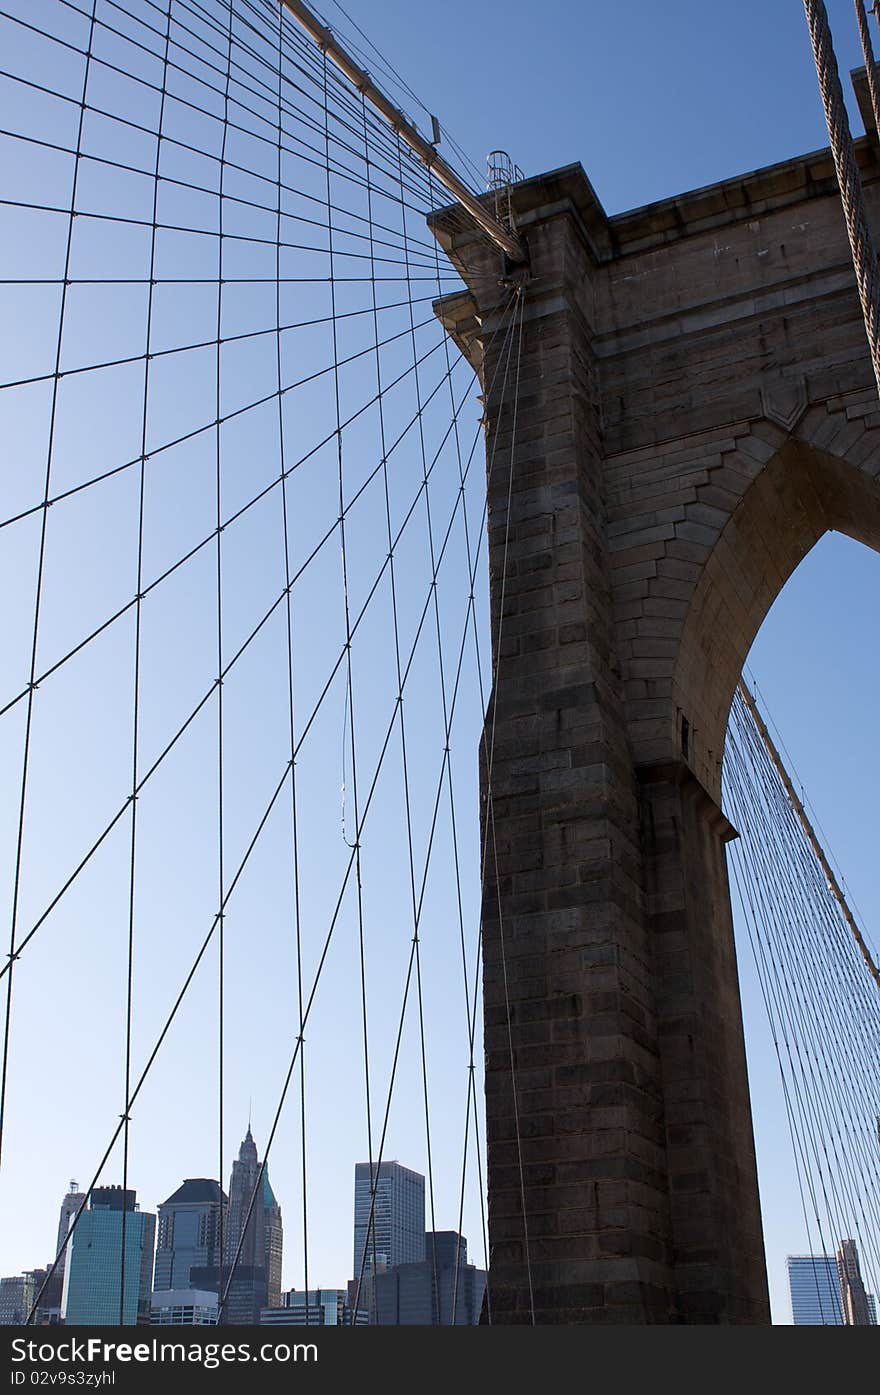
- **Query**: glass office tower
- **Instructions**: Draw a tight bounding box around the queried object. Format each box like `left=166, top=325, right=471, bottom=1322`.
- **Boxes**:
left=154, top=1179, right=226, bottom=1291
left=787, top=1256, right=844, bottom=1324
left=353, top=1161, right=425, bottom=1280
left=63, top=1187, right=156, bottom=1326
left=788, top=1243, right=877, bottom=1326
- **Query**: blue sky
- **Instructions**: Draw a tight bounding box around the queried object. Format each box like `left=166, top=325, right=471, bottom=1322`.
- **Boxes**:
left=0, top=0, right=878, bottom=1327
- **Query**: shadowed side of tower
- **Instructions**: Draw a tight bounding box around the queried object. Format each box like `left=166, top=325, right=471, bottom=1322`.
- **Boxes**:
left=427, top=118, right=880, bottom=1320
left=435, top=171, right=693, bottom=1323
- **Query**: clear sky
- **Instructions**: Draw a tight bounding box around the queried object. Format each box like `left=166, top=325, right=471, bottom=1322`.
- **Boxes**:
left=0, top=0, right=878, bottom=1328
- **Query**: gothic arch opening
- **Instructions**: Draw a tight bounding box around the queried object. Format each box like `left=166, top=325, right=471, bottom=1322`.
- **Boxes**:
left=673, top=438, right=880, bottom=802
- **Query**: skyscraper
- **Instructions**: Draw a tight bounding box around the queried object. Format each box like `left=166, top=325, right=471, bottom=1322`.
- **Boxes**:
left=62, top=1186, right=156, bottom=1326
left=39, top=1180, right=89, bottom=1320
left=354, top=1231, right=487, bottom=1325
left=788, top=1256, right=844, bottom=1324
left=426, top=1232, right=487, bottom=1325
left=0, top=1272, right=44, bottom=1325
left=55, top=1181, right=87, bottom=1275
left=837, top=1238, right=873, bottom=1326
left=200, top=1126, right=282, bottom=1324
left=788, top=1246, right=878, bottom=1326
left=352, top=1161, right=425, bottom=1282
left=154, top=1179, right=226, bottom=1291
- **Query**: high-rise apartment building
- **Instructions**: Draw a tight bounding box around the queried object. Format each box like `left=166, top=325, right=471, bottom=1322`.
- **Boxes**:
left=62, top=1186, right=156, bottom=1326
left=154, top=1179, right=226, bottom=1291
left=352, top=1161, right=425, bottom=1281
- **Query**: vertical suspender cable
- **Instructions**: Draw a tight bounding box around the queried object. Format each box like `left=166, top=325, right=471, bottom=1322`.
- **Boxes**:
left=120, top=0, right=173, bottom=1327
left=274, top=0, right=310, bottom=1329
left=215, top=0, right=234, bottom=1325
left=394, top=140, right=442, bottom=1321
left=737, top=681, right=880, bottom=996
left=0, top=0, right=99, bottom=1172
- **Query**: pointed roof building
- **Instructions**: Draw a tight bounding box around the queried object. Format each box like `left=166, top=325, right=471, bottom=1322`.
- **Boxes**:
left=219, top=1125, right=283, bottom=1323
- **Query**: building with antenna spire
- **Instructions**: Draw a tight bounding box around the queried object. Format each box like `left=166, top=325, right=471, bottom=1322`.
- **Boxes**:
left=56, top=1181, right=87, bottom=1269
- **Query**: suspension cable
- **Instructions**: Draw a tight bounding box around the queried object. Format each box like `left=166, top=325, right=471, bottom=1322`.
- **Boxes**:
left=737, top=680, right=880, bottom=996
left=803, top=0, right=880, bottom=395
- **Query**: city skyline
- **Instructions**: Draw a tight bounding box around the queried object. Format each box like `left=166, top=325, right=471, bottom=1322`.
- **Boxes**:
left=6, top=1151, right=880, bottom=1326
left=1, top=1149, right=489, bottom=1326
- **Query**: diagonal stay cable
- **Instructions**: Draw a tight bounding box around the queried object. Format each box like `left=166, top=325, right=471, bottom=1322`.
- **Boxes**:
left=0, top=314, right=450, bottom=541
left=0, top=341, right=482, bottom=985
left=0, top=2, right=460, bottom=252
left=352, top=287, right=522, bottom=1324
left=180, top=0, right=454, bottom=209
left=317, top=0, right=486, bottom=191
left=726, top=846, right=833, bottom=1318
left=26, top=290, right=513, bottom=1326
left=11, top=0, right=439, bottom=217
left=424, top=180, right=495, bottom=1323
left=0, top=0, right=98, bottom=1173
left=272, top=0, right=310, bottom=1321
left=181, top=0, right=443, bottom=208
left=182, top=0, right=443, bottom=209
left=223, top=280, right=519, bottom=1318
left=117, top=0, right=173, bottom=1326
left=731, top=718, right=877, bottom=1279
left=729, top=693, right=880, bottom=1282
left=0, top=181, right=444, bottom=282
left=476, top=290, right=536, bottom=1324
left=0, top=2, right=446, bottom=234
left=0, top=321, right=459, bottom=720
left=420, top=173, right=500, bottom=1318
left=0, top=293, right=447, bottom=397
left=724, top=693, right=880, bottom=1293
left=351, top=290, right=522, bottom=1319
left=393, top=135, right=442, bottom=1317
left=323, top=50, right=377, bottom=1315
left=724, top=722, right=839, bottom=1283
left=225, top=299, right=520, bottom=1322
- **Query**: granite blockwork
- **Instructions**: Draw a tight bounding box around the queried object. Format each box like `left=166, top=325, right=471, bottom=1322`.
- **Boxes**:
left=429, top=72, right=880, bottom=1324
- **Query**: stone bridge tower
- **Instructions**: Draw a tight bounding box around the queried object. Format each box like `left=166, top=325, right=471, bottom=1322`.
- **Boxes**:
left=430, top=69, right=880, bottom=1324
